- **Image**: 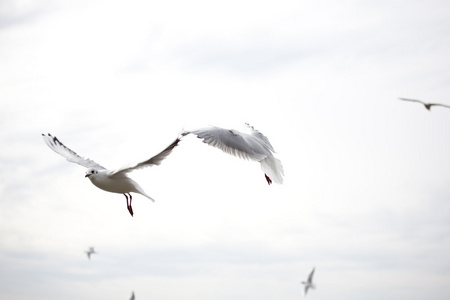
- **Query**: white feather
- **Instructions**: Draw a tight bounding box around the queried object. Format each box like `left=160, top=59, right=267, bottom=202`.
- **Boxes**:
left=184, top=123, right=284, bottom=184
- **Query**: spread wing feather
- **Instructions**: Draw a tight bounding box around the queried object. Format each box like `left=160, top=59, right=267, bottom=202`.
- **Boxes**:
left=398, top=97, right=426, bottom=104
left=111, top=137, right=181, bottom=175
left=308, top=268, right=315, bottom=282
left=430, top=103, right=450, bottom=108
left=42, top=133, right=106, bottom=170
left=188, top=126, right=271, bottom=161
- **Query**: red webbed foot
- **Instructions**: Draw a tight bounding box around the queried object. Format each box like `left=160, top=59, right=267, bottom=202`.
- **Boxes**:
left=265, top=174, right=272, bottom=185
left=127, top=205, right=134, bottom=217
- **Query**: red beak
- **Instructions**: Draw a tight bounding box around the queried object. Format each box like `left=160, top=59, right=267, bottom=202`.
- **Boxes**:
left=85, top=174, right=90, bottom=178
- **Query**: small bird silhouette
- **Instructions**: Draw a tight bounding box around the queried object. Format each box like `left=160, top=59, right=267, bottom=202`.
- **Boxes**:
left=301, top=267, right=316, bottom=296
left=85, top=247, right=96, bottom=259
left=399, top=97, right=450, bottom=110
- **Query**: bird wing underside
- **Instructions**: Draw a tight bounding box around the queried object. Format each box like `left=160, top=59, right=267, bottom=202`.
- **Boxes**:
left=42, top=133, right=106, bottom=170
left=190, top=126, right=269, bottom=161
left=111, top=136, right=181, bottom=175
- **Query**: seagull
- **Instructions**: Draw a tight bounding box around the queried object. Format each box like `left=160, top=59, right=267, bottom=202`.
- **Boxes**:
left=85, top=247, right=96, bottom=259
left=42, top=133, right=181, bottom=216
left=398, top=97, right=450, bottom=110
left=130, top=291, right=135, bottom=300
left=301, top=267, right=316, bottom=296
left=182, top=123, right=284, bottom=185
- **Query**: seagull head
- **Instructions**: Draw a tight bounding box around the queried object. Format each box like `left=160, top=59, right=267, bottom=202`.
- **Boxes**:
left=85, top=168, right=99, bottom=178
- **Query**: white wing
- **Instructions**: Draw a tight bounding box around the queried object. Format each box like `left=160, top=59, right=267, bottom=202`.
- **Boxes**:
left=186, top=125, right=273, bottom=162
left=304, top=285, right=309, bottom=296
left=111, top=137, right=181, bottom=175
left=244, top=123, right=275, bottom=152
left=42, top=133, right=106, bottom=170
left=308, top=268, right=315, bottom=282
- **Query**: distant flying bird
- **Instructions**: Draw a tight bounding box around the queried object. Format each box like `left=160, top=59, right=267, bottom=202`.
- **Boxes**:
left=301, top=267, right=316, bottom=296
left=85, top=247, right=96, bottom=259
left=42, top=133, right=181, bottom=216
left=398, top=97, right=450, bottom=110
left=183, top=123, right=284, bottom=185
left=130, top=291, right=135, bottom=300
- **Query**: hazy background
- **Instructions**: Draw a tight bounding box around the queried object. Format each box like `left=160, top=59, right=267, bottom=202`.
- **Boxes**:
left=1, top=0, right=450, bottom=299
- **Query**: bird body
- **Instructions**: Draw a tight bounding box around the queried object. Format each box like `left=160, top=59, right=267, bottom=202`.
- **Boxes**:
left=183, top=123, right=284, bottom=185
left=399, top=97, right=450, bottom=110
left=42, top=133, right=180, bottom=216
left=85, top=247, right=96, bottom=259
left=301, top=267, right=316, bottom=296
left=85, top=169, right=155, bottom=202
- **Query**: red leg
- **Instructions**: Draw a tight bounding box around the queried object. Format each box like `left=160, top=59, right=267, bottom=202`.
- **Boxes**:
left=124, top=193, right=134, bottom=217
left=265, top=174, right=272, bottom=185
left=123, top=193, right=129, bottom=206
left=128, top=193, right=133, bottom=217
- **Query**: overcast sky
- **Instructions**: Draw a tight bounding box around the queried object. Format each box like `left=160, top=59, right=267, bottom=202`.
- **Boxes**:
left=1, top=0, right=450, bottom=299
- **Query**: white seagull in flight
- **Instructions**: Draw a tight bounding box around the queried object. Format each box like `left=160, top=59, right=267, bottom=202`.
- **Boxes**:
left=85, top=247, right=96, bottom=259
left=42, top=133, right=181, bottom=216
left=301, top=267, right=316, bottom=296
left=183, top=123, right=284, bottom=185
left=399, top=97, right=450, bottom=110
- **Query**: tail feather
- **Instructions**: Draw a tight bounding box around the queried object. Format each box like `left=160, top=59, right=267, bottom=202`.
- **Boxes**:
left=134, top=185, right=156, bottom=202
left=260, top=156, right=284, bottom=184
left=141, top=193, right=156, bottom=202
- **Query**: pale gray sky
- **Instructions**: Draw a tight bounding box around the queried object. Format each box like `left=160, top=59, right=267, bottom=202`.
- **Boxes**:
left=1, top=0, right=450, bottom=299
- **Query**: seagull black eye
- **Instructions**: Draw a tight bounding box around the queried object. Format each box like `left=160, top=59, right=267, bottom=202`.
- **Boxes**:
left=91, top=170, right=95, bottom=174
